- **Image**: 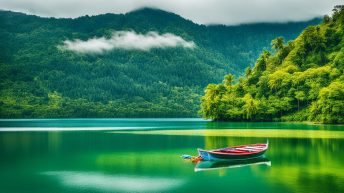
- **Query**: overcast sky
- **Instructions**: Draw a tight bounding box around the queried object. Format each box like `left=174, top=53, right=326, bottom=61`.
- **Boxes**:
left=0, top=0, right=341, bottom=25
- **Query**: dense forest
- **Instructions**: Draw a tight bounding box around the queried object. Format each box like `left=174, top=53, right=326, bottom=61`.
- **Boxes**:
left=0, top=8, right=320, bottom=118
left=201, top=5, right=344, bottom=123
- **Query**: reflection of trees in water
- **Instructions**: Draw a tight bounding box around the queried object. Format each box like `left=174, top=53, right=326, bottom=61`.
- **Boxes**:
left=0, top=132, right=61, bottom=157
left=204, top=136, right=267, bottom=149
left=204, top=135, right=344, bottom=192
left=204, top=121, right=333, bottom=131
left=265, top=139, right=344, bottom=193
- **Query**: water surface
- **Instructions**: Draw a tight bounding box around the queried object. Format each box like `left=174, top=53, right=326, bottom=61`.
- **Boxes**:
left=0, top=119, right=343, bottom=193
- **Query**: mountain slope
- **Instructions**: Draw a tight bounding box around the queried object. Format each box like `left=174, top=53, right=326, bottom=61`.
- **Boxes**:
left=201, top=6, right=344, bottom=123
left=0, top=8, right=321, bottom=118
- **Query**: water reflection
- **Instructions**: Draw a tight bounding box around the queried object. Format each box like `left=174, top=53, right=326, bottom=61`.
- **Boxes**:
left=194, top=157, right=271, bottom=172
left=203, top=136, right=344, bottom=192
left=43, top=171, right=185, bottom=192
left=1, top=118, right=342, bottom=130
left=0, top=119, right=344, bottom=193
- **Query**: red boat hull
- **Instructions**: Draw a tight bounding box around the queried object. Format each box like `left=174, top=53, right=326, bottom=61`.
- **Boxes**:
left=198, top=143, right=268, bottom=161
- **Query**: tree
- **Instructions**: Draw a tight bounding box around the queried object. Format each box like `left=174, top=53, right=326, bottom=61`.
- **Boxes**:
left=224, top=74, right=234, bottom=87
left=254, top=50, right=271, bottom=72
left=245, top=67, right=252, bottom=77
left=323, top=15, right=331, bottom=24
left=310, top=81, right=344, bottom=123
left=242, top=93, right=259, bottom=120
left=200, top=7, right=344, bottom=123
left=268, top=70, right=291, bottom=92
left=295, top=91, right=305, bottom=112
left=200, top=84, right=228, bottom=120
left=271, top=37, right=284, bottom=51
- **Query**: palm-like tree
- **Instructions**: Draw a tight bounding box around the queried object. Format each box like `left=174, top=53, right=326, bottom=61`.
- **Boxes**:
left=271, top=37, right=284, bottom=51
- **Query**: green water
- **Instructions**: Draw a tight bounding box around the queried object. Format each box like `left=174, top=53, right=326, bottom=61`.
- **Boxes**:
left=0, top=119, right=343, bottom=193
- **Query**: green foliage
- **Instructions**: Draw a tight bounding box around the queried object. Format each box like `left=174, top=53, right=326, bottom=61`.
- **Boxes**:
left=0, top=8, right=321, bottom=118
left=310, top=81, right=344, bottom=123
left=201, top=6, right=344, bottom=123
left=271, top=37, right=284, bottom=51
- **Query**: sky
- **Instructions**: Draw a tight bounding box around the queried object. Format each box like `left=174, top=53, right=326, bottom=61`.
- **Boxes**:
left=0, top=0, right=342, bottom=25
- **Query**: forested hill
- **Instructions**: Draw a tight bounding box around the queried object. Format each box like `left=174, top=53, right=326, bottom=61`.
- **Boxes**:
left=0, top=8, right=321, bottom=118
left=201, top=6, right=344, bottom=123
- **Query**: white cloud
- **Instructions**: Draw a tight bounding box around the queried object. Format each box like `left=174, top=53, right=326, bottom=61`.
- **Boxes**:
left=1, top=0, right=341, bottom=25
left=60, top=31, right=195, bottom=54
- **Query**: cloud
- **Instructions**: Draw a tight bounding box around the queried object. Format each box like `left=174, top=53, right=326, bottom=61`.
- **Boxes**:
left=1, top=0, right=341, bottom=25
left=60, top=31, right=196, bottom=54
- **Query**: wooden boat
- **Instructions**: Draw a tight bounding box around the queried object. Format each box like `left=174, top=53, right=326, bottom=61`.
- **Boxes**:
left=194, top=157, right=271, bottom=172
left=198, top=142, right=268, bottom=161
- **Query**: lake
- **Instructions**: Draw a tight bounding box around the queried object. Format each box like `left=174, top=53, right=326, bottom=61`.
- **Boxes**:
left=1, top=119, right=344, bottom=193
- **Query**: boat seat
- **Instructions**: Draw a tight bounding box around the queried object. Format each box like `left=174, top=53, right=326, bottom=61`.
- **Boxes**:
left=245, top=146, right=265, bottom=149
left=234, top=147, right=261, bottom=151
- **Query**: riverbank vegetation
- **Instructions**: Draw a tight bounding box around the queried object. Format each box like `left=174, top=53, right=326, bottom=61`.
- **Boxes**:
left=201, top=5, right=344, bottom=123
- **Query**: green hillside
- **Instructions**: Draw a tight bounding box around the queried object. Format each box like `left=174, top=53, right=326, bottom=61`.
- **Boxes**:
left=0, top=8, right=320, bottom=118
left=201, top=6, right=344, bottom=123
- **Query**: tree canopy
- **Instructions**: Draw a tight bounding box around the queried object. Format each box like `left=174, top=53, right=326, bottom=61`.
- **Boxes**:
left=0, top=8, right=321, bottom=118
left=201, top=6, right=344, bottom=123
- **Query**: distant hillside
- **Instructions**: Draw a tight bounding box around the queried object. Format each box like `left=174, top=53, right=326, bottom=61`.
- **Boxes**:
left=201, top=6, right=344, bottom=123
left=0, top=8, right=321, bottom=118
